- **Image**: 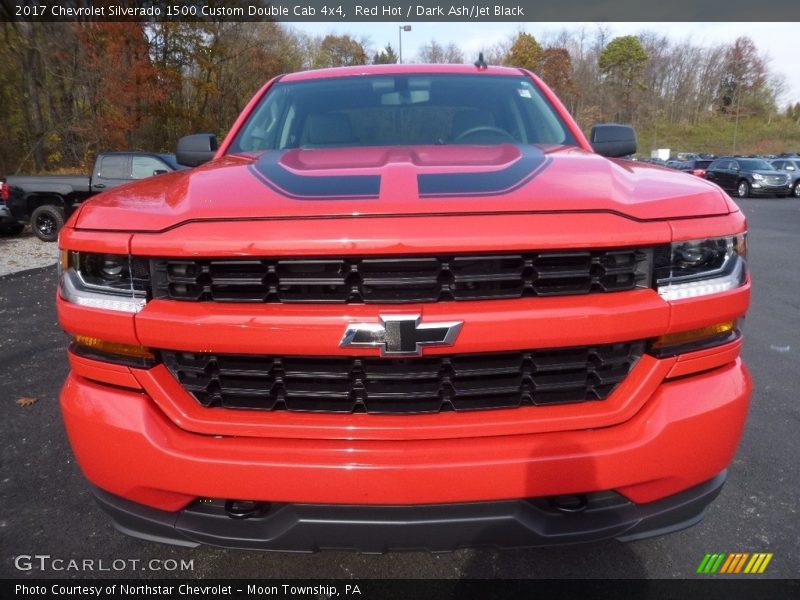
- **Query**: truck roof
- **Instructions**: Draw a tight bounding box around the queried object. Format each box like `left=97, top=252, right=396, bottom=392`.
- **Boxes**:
left=280, top=63, right=525, bottom=82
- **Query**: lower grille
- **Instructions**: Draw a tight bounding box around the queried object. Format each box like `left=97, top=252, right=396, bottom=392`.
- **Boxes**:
left=162, top=341, right=644, bottom=414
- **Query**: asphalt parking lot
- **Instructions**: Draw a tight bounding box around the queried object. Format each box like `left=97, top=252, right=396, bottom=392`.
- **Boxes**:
left=0, top=197, right=798, bottom=580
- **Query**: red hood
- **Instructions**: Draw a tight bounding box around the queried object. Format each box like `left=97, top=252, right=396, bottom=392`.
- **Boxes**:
left=74, top=145, right=731, bottom=232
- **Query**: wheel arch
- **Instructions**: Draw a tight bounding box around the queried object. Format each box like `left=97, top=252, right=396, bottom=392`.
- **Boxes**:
left=25, top=193, right=67, bottom=216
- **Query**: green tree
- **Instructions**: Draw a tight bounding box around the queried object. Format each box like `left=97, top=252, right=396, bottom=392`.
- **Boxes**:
left=373, top=44, right=398, bottom=64
left=787, top=102, right=800, bottom=124
left=598, top=35, right=648, bottom=122
left=507, top=33, right=543, bottom=71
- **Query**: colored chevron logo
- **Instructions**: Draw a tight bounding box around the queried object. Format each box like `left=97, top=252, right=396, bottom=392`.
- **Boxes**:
left=696, top=552, right=773, bottom=574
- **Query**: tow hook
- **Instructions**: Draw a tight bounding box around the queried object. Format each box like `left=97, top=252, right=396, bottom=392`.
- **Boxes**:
left=551, top=494, right=589, bottom=513
left=224, top=499, right=266, bottom=519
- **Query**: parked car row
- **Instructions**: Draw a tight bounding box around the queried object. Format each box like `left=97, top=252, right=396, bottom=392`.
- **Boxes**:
left=678, top=158, right=714, bottom=177
left=659, top=155, right=799, bottom=198
left=1, top=152, right=185, bottom=241
left=770, top=158, right=800, bottom=195
left=704, top=157, right=792, bottom=198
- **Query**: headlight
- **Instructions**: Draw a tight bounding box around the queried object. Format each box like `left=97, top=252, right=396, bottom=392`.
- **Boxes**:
left=752, top=173, right=764, bottom=181
left=654, top=233, right=747, bottom=301
left=59, top=251, right=150, bottom=313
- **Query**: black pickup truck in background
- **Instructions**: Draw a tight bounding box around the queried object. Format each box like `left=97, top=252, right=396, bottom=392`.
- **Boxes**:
left=1, top=152, right=185, bottom=241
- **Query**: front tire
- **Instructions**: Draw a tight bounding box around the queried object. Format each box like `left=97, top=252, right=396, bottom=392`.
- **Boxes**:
left=30, top=205, right=65, bottom=242
left=794, top=182, right=800, bottom=198
left=736, top=180, right=750, bottom=198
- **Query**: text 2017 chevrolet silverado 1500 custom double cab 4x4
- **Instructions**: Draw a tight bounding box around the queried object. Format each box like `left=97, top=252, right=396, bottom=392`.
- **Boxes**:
left=56, top=65, right=750, bottom=551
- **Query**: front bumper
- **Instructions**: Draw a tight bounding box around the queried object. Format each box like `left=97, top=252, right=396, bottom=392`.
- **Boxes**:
left=93, top=471, right=727, bottom=552
left=749, top=183, right=792, bottom=196
left=0, top=204, right=20, bottom=227
left=56, top=212, right=752, bottom=549
left=61, top=356, right=750, bottom=528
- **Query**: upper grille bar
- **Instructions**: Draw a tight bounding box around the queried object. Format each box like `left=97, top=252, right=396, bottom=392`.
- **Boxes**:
left=151, top=248, right=652, bottom=304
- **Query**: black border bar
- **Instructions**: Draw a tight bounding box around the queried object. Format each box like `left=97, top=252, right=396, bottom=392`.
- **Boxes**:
left=3, top=578, right=799, bottom=600
left=2, top=0, right=800, bottom=22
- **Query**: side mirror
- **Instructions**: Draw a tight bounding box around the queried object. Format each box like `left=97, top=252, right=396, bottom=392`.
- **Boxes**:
left=176, top=134, right=218, bottom=167
left=589, top=124, right=637, bottom=158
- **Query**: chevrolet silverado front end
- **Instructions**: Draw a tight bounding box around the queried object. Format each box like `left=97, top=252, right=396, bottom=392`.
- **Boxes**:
left=56, top=65, right=750, bottom=551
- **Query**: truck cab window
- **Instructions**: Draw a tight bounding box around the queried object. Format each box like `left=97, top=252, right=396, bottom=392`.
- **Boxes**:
left=131, top=156, right=169, bottom=179
left=98, top=155, right=128, bottom=179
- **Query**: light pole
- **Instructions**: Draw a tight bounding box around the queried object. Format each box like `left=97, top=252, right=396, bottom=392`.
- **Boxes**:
left=398, top=25, right=411, bottom=63
left=732, top=84, right=743, bottom=154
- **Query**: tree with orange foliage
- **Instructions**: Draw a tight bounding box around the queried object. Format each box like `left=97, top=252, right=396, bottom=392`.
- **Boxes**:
left=539, top=47, right=577, bottom=103
left=77, top=23, right=166, bottom=152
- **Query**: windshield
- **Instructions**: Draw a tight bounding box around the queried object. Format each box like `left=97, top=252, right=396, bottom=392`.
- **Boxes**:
left=229, top=74, right=577, bottom=152
left=738, top=159, right=774, bottom=170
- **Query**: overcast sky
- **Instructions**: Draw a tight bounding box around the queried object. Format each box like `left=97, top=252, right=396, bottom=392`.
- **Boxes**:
left=289, top=22, right=800, bottom=107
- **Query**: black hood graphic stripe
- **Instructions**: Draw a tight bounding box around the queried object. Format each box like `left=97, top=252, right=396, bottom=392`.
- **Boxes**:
left=249, top=146, right=551, bottom=201
left=250, top=151, right=380, bottom=200
left=418, top=146, right=551, bottom=198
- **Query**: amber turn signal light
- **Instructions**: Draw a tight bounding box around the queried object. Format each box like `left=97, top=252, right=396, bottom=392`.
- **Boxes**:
left=71, top=335, right=156, bottom=367
left=650, top=321, right=738, bottom=357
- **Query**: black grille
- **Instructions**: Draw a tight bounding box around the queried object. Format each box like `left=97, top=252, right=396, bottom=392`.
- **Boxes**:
left=150, top=249, right=651, bottom=304
left=161, top=342, right=644, bottom=414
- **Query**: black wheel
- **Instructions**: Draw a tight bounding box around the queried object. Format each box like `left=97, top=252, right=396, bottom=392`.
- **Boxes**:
left=736, top=180, right=750, bottom=198
left=794, top=182, right=800, bottom=198
left=0, top=223, right=24, bottom=236
left=30, top=205, right=65, bottom=242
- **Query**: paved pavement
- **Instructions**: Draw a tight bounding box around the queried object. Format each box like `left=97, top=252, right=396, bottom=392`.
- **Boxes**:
left=0, top=197, right=798, bottom=580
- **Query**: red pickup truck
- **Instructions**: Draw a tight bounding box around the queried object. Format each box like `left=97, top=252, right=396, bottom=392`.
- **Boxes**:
left=56, top=64, right=750, bottom=551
